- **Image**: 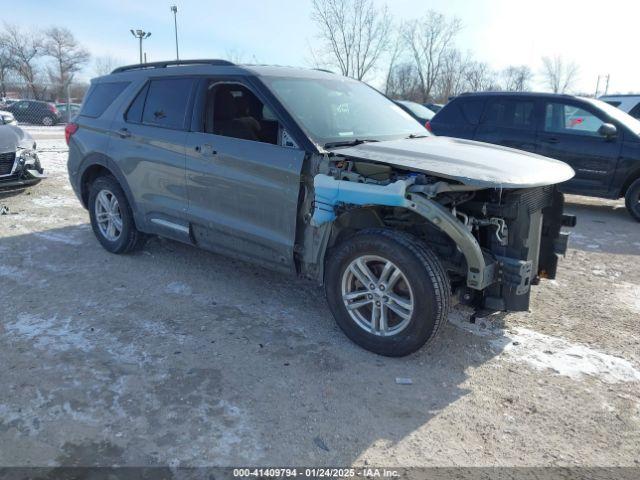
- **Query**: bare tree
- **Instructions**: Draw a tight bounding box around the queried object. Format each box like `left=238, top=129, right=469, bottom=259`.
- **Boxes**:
left=502, top=65, right=533, bottom=92
left=464, top=61, right=498, bottom=92
left=310, top=0, right=391, bottom=80
left=541, top=55, right=579, bottom=93
left=434, top=49, right=472, bottom=102
left=385, top=62, right=422, bottom=101
left=0, top=23, right=44, bottom=98
left=43, top=27, right=90, bottom=99
left=0, top=44, right=14, bottom=98
left=93, top=55, right=123, bottom=76
left=401, top=11, right=462, bottom=102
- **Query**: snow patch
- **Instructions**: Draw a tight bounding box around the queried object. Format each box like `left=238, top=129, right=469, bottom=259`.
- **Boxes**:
left=166, top=281, right=192, bottom=295
left=615, top=283, right=640, bottom=313
left=449, top=315, right=640, bottom=384
left=5, top=313, right=93, bottom=353
left=34, top=230, right=84, bottom=246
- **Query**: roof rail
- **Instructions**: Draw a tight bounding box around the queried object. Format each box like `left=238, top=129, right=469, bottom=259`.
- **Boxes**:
left=111, top=59, right=235, bottom=74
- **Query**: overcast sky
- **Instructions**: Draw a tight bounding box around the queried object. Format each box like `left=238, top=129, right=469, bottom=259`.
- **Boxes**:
left=8, top=0, right=639, bottom=94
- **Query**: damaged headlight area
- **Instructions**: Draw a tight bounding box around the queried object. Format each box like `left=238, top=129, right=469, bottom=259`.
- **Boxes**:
left=0, top=147, right=45, bottom=191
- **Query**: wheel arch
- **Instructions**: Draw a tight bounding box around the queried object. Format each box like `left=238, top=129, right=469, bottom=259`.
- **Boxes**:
left=78, top=154, right=144, bottom=229
left=619, top=168, right=640, bottom=198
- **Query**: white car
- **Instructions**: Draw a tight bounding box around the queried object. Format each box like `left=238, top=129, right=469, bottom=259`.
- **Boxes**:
left=599, top=94, right=640, bottom=119
left=0, top=110, right=17, bottom=126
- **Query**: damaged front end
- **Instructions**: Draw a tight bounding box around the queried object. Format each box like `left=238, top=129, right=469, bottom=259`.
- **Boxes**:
left=307, top=146, right=575, bottom=317
left=0, top=125, right=45, bottom=192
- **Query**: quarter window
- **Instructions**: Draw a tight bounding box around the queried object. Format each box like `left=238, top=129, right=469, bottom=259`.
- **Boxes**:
left=81, top=82, right=130, bottom=118
left=545, top=103, right=605, bottom=136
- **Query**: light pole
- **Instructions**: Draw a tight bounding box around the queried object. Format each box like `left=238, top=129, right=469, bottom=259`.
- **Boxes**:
left=130, top=29, right=151, bottom=64
left=170, top=5, right=179, bottom=60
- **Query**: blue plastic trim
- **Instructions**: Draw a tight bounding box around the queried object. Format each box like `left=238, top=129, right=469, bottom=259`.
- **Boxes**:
left=311, top=174, right=409, bottom=226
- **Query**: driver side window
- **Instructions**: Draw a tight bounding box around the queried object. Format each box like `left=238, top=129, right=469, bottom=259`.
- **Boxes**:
left=204, top=82, right=280, bottom=146
left=545, top=102, right=605, bottom=136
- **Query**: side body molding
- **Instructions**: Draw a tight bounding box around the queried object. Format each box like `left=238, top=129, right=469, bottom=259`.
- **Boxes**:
left=310, top=174, right=492, bottom=289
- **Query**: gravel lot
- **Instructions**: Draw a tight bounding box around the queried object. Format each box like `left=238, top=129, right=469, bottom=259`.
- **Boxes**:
left=1, top=126, right=639, bottom=467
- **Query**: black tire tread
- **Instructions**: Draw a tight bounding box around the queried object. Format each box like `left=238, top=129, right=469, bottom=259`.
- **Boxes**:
left=624, top=178, right=640, bottom=222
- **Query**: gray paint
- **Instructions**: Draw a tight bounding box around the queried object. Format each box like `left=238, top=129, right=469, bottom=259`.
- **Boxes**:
left=335, top=136, right=575, bottom=188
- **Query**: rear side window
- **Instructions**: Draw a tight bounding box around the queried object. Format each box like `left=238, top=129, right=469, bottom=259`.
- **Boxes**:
left=629, top=102, right=640, bottom=119
left=435, top=98, right=485, bottom=125
left=483, top=98, right=535, bottom=129
left=81, top=82, right=130, bottom=118
left=141, top=78, right=195, bottom=129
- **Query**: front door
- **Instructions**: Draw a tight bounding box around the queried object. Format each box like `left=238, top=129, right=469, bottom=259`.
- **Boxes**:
left=184, top=79, right=305, bottom=273
left=537, top=100, right=622, bottom=194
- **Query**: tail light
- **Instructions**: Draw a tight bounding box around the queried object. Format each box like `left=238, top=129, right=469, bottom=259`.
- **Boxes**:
left=425, top=121, right=432, bottom=132
left=48, top=103, right=59, bottom=114
left=65, top=122, right=78, bottom=145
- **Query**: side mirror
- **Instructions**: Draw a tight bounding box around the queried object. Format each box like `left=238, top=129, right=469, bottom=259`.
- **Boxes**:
left=598, top=123, right=617, bottom=139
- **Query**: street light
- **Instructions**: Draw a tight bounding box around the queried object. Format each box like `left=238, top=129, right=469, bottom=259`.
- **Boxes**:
left=130, top=29, right=151, bottom=64
left=170, top=5, right=179, bottom=61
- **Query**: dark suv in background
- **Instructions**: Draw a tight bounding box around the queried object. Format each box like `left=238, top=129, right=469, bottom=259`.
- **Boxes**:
left=429, top=92, right=640, bottom=220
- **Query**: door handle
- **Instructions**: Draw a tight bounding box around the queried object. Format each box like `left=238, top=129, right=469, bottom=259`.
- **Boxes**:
left=118, top=128, right=131, bottom=139
left=543, top=137, right=559, bottom=144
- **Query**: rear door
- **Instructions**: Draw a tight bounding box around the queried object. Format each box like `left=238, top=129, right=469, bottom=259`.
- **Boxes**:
left=108, top=77, right=197, bottom=240
left=537, top=99, right=622, bottom=194
left=184, top=78, right=305, bottom=273
left=474, top=96, right=539, bottom=153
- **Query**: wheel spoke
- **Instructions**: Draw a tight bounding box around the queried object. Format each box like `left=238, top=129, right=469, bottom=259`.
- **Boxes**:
left=97, top=191, right=110, bottom=211
left=109, top=195, right=118, bottom=212
left=378, top=261, right=395, bottom=284
left=349, top=263, right=371, bottom=288
left=346, top=298, right=373, bottom=310
left=343, top=290, right=369, bottom=301
left=377, top=305, right=388, bottom=334
left=356, top=258, right=378, bottom=284
left=387, top=292, right=412, bottom=310
left=112, top=215, right=123, bottom=232
left=96, top=212, right=109, bottom=222
left=370, top=303, right=381, bottom=331
left=106, top=220, right=116, bottom=238
left=387, top=268, right=402, bottom=289
left=386, top=298, right=412, bottom=320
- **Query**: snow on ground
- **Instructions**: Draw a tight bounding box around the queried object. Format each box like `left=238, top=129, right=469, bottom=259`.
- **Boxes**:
left=449, top=313, right=640, bottom=384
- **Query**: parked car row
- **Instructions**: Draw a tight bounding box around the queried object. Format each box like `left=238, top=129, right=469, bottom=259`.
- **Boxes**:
left=0, top=99, right=82, bottom=125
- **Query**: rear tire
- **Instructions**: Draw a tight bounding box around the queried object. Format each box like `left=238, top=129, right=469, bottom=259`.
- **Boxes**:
left=88, top=176, right=146, bottom=253
left=325, top=228, right=450, bottom=357
left=625, top=178, right=640, bottom=222
left=41, top=115, right=54, bottom=126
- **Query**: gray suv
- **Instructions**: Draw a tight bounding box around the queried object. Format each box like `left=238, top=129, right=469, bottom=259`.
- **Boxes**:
left=67, top=60, right=575, bottom=356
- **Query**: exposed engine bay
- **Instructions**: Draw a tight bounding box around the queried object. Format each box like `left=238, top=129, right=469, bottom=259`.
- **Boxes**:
left=307, top=158, right=575, bottom=315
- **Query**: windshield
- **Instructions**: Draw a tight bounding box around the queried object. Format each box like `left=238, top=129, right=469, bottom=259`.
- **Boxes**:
left=397, top=100, right=434, bottom=120
left=586, top=98, right=640, bottom=135
left=262, top=76, right=427, bottom=147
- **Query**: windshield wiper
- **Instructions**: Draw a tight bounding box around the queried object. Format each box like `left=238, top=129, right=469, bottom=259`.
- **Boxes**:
left=323, top=138, right=379, bottom=149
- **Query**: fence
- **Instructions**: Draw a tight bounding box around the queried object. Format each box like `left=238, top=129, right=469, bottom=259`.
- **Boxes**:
left=0, top=81, right=89, bottom=125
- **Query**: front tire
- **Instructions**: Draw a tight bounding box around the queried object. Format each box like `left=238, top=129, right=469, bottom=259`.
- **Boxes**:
left=41, top=115, right=54, bottom=126
left=325, top=228, right=450, bottom=357
left=88, top=176, right=145, bottom=253
left=625, top=178, right=640, bottom=222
